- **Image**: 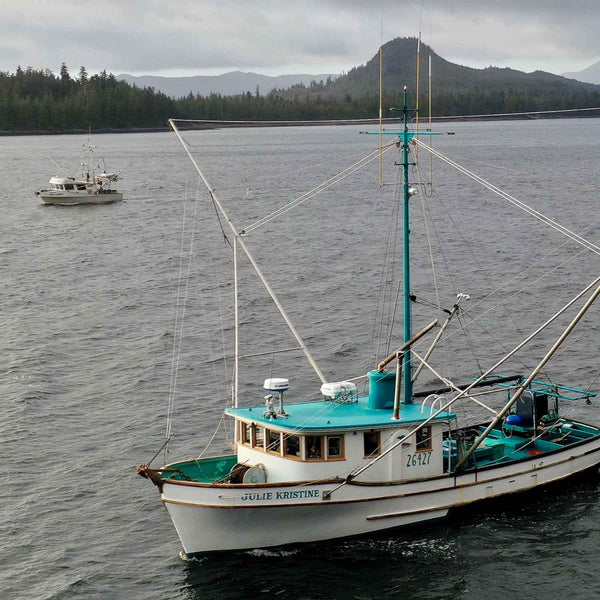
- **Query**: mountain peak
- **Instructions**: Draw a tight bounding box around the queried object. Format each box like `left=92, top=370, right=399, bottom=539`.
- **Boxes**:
left=561, top=60, right=600, bottom=84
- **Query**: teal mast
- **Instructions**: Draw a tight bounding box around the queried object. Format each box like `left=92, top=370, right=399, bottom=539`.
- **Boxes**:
left=397, top=86, right=417, bottom=405
left=364, top=89, right=440, bottom=405
left=402, top=89, right=413, bottom=403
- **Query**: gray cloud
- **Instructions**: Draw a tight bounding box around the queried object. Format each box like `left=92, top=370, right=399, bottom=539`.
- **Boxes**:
left=2, top=0, right=599, bottom=77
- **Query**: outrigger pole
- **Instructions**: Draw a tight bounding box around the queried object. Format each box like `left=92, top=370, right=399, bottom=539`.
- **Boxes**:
left=169, top=119, right=328, bottom=391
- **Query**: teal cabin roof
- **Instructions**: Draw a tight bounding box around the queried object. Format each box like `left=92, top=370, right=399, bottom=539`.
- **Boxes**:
left=226, top=396, right=456, bottom=432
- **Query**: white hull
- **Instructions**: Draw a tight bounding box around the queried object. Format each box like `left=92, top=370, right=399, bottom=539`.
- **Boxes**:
left=39, top=191, right=123, bottom=205
left=161, top=437, right=600, bottom=555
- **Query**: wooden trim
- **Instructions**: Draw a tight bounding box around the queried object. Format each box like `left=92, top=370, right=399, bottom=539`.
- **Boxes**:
left=367, top=506, right=448, bottom=520
left=162, top=448, right=600, bottom=511
left=162, top=440, right=600, bottom=499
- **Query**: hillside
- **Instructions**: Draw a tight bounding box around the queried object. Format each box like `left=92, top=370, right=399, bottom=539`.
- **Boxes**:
left=2, top=40, right=600, bottom=134
left=279, top=37, right=600, bottom=115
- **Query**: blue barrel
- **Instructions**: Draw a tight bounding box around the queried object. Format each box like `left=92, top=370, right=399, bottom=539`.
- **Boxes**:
left=368, top=370, right=396, bottom=410
left=506, top=414, right=523, bottom=425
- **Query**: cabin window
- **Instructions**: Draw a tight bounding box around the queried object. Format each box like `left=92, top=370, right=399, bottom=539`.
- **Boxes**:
left=416, top=426, right=432, bottom=452
left=306, top=436, right=324, bottom=459
left=363, top=431, right=381, bottom=457
left=327, top=435, right=343, bottom=459
left=266, top=429, right=281, bottom=454
left=65, top=184, right=74, bottom=190
left=253, top=426, right=265, bottom=450
left=240, top=422, right=252, bottom=445
left=77, top=184, right=86, bottom=191
left=284, top=435, right=301, bottom=458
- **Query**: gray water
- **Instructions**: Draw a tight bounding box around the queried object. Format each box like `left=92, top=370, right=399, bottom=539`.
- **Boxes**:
left=2, top=120, right=600, bottom=599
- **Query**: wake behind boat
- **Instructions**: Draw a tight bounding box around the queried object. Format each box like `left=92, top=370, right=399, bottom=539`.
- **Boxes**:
left=35, top=143, right=123, bottom=205
left=137, top=94, right=600, bottom=557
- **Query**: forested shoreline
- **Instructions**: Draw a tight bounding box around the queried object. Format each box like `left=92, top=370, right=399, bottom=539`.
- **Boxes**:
left=2, top=64, right=600, bottom=135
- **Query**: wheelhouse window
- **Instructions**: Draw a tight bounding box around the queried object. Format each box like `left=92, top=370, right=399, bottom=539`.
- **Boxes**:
left=266, top=429, right=281, bottom=454
left=416, top=426, right=432, bottom=452
left=363, top=431, right=381, bottom=457
left=306, top=436, right=324, bottom=459
left=306, top=435, right=344, bottom=460
left=240, top=422, right=252, bottom=445
left=253, top=425, right=265, bottom=450
left=244, top=428, right=344, bottom=461
left=283, top=434, right=301, bottom=458
left=327, top=435, right=343, bottom=459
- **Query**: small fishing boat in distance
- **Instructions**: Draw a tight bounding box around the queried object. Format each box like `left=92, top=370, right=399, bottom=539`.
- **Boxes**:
left=35, top=144, right=123, bottom=205
left=137, top=93, right=600, bottom=557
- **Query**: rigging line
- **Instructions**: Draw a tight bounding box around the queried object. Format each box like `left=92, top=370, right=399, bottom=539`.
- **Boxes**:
left=243, top=143, right=397, bottom=234
left=415, top=139, right=600, bottom=256
left=458, top=306, right=554, bottom=383
left=170, top=117, right=405, bottom=127
left=419, top=138, right=598, bottom=253
left=169, top=118, right=327, bottom=385
left=203, top=231, right=232, bottom=402
left=414, top=159, right=442, bottom=314
left=456, top=313, right=485, bottom=374
left=371, top=152, right=402, bottom=363
left=428, top=106, right=600, bottom=121
left=167, top=181, right=202, bottom=447
left=381, top=168, right=402, bottom=357
left=411, top=349, right=499, bottom=415
left=385, top=281, right=402, bottom=357
left=426, top=194, right=600, bottom=349
left=439, top=234, right=600, bottom=352
left=411, top=148, right=600, bottom=372
left=239, top=346, right=303, bottom=359
left=197, top=411, right=228, bottom=458
left=166, top=181, right=191, bottom=447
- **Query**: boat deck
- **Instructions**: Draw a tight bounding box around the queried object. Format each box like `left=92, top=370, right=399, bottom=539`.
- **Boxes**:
left=161, top=455, right=237, bottom=483
left=445, top=421, right=600, bottom=468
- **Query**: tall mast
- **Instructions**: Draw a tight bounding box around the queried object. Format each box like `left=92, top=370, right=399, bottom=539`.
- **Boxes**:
left=399, top=87, right=416, bottom=404
left=233, top=236, right=239, bottom=407
left=369, top=90, right=440, bottom=404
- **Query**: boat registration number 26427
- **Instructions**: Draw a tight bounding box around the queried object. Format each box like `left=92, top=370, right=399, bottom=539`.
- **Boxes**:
left=406, top=451, right=432, bottom=467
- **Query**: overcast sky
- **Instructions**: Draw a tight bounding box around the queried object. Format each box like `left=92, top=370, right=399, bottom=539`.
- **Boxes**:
left=3, top=0, right=599, bottom=78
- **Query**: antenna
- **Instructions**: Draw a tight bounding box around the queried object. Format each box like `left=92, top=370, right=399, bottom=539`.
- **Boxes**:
left=416, top=34, right=421, bottom=131
left=379, top=46, right=383, bottom=187
left=428, top=50, right=433, bottom=189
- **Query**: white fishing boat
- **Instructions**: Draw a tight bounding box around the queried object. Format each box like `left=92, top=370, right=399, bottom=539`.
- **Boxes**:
left=35, top=144, right=123, bottom=205
left=137, top=93, right=600, bottom=557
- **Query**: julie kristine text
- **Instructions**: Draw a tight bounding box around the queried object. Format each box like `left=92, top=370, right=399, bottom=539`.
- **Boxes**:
left=240, top=489, right=321, bottom=501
